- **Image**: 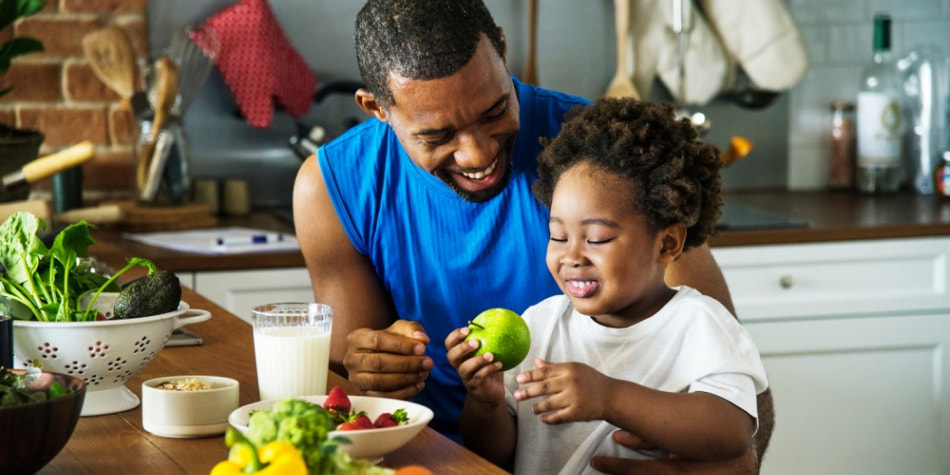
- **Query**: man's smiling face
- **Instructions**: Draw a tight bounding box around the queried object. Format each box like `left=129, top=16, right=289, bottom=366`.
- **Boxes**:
left=378, top=34, right=520, bottom=202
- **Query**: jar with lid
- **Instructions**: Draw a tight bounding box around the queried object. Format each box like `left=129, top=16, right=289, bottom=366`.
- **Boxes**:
left=829, top=101, right=856, bottom=190
left=933, top=151, right=950, bottom=198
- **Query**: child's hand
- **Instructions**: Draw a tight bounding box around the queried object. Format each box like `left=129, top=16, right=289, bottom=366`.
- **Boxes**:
left=444, top=326, right=505, bottom=405
left=513, top=357, right=610, bottom=424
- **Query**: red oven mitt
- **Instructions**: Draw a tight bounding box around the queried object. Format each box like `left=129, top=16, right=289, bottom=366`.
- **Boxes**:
left=194, top=0, right=315, bottom=128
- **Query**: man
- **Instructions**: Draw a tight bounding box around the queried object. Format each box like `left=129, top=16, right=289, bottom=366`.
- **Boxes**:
left=292, top=0, right=773, bottom=472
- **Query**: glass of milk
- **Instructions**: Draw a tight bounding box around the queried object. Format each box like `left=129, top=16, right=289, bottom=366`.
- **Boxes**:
left=251, top=302, right=333, bottom=401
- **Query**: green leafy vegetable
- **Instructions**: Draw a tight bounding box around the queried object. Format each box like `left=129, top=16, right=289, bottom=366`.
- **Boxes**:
left=0, top=211, right=154, bottom=322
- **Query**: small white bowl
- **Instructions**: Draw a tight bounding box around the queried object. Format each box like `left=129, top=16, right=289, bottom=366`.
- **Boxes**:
left=229, top=395, right=434, bottom=461
left=142, top=375, right=239, bottom=438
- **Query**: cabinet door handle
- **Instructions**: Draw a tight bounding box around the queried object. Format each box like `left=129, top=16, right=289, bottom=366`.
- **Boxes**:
left=779, top=275, right=794, bottom=289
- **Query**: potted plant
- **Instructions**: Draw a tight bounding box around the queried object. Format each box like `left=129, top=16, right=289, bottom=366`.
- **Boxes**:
left=0, top=0, right=45, bottom=202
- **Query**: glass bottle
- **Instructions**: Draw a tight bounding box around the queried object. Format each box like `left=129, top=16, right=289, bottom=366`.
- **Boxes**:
left=855, top=13, right=905, bottom=193
left=829, top=101, right=856, bottom=190
left=901, top=46, right=949, bottom=195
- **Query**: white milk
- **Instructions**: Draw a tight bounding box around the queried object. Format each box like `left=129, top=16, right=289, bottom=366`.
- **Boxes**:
left=254, top=326, right=331, bottom=401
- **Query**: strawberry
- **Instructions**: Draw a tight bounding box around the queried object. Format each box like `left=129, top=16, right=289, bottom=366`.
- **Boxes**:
left=323, top=386, right=352, bottom=412
left=337, top=413, right=374, bottom=431
left=373, top=408, right=409, bottom=428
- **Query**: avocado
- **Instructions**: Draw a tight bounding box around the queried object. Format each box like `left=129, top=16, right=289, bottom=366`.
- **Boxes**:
left=113, top=270, right=182, bottom=319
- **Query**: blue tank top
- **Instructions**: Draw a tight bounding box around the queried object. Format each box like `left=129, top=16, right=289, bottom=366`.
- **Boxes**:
left=318, top=78, right=589, bottom=438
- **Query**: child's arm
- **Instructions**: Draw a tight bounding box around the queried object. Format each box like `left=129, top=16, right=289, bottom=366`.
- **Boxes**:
left=445, top=326, right=517, bottom=466
left=515, top=358, right=754, bottom=461
left=460, top=386, right=517, bottom=465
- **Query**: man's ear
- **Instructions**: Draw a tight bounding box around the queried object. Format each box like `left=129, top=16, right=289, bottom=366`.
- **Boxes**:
left=497, top=26, right=508, bottom=62
left=657, top=224, right=687, bottom=264
left=355, top=88, right=388, bottom=122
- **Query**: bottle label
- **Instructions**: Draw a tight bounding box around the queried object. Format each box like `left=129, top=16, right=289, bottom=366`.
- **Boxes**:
left=857, top=91, right=903, bottom=166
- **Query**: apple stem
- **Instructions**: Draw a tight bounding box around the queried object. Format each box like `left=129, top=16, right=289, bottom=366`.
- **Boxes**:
left=468, top=320, right=484, bottom=330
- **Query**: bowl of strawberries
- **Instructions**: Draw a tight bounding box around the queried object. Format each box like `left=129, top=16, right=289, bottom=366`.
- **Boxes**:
left=228, top=386, right=434, bottom=461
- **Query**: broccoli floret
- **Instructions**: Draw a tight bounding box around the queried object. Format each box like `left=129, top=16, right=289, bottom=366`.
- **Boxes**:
left=245, top=399, right=339, bottom=474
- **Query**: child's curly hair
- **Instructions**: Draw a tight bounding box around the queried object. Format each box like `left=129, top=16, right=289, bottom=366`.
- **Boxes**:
left=533, top=98, right=722, bottom=251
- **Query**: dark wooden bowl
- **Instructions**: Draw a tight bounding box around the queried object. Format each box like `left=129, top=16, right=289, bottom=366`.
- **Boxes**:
left=0, top=370, right=86, bottom=475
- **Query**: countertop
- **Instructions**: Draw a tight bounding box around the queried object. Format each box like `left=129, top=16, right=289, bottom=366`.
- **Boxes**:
left=710, top=190, right=950, bottom=247
left=88, top=191, right=950, bottom=273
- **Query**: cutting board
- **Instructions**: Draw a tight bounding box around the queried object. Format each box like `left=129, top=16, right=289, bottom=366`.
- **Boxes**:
left=0, top=199, right=50, bottom=224
left=110, top=200, right=217, bottom=232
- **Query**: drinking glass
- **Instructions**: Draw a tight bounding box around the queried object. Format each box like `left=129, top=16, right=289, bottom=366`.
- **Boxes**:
left=251, top=303, right=333, bottom=401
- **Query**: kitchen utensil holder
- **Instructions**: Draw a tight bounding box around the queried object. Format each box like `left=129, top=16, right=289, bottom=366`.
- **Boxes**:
left=133, top=117, right=191, bottom=206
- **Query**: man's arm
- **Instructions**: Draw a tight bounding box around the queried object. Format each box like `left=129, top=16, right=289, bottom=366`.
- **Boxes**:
left=667, top=242, right=774, bottom=467
left=293, top=157, right=397, bottom=377
left=666, top=242, right=735, bottom=314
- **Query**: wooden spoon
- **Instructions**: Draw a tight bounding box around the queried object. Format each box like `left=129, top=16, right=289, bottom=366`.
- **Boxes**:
left=136, top=56, right=179, bottom=192
left=81, top=26, right=140, bottom=105
left=603, top=0, right=640, bottom=99
left=150, top=56, right=179, bottom=142
left=521, top=0, right=540, bottom=86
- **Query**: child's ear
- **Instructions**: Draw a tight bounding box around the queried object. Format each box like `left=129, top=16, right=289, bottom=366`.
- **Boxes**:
left=657, top=224, right=686, bottom=263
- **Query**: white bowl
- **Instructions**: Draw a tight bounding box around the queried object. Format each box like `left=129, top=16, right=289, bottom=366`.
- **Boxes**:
left=229, top=395, right=434, bottom=461
left=12, top=301, right=211, bottom=416
left=142, top=375, right=239, bottom=438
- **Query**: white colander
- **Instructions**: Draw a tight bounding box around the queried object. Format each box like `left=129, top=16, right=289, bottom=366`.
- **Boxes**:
left=12, top=300, right=211, bottom=416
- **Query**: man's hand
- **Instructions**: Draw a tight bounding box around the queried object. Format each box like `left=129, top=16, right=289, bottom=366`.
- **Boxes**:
left=589, top=430, right=759, bottom=474
left=342, top=319, right=434, bottom=400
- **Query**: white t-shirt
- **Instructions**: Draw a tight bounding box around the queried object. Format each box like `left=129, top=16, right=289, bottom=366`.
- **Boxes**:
left=504, top=286, right=768, bottom=475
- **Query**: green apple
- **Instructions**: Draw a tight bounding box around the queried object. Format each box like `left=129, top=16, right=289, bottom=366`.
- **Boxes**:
left=464, top=308, right=531, bottom=371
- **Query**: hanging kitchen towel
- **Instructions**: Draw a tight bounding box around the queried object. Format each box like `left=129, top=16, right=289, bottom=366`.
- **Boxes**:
left=699, top=0, right=808, bottom=91
left=631, top=0, right=732, bottom=105
left=194, top=0, right=315, bottom=128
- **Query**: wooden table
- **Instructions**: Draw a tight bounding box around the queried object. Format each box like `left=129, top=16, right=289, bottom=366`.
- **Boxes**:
left=38, top=288, right=507, bottom=474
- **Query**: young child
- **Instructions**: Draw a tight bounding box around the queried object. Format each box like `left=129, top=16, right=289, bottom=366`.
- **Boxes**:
left=445, top=98, right=768, bottom=474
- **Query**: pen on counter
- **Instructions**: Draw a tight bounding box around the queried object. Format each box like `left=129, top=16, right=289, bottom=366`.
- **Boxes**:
left=213, top=233, right=285, bottom=247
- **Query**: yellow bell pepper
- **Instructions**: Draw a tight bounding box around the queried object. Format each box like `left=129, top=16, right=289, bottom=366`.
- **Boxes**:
left=211, top=429, right=307, bottom=475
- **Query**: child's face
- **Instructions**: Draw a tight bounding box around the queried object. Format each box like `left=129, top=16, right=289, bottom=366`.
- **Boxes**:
left=545, top=162, right=680, bottom=327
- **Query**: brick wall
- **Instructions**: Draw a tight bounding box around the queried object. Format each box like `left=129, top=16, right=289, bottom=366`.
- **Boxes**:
left=0, top=0, right=149, bottom=200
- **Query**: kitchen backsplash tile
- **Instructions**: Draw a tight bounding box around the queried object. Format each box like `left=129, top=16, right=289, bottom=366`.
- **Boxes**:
left=866, top=0, right=944, bottom=20
left=788, top=143, right=827, bottom=189
left=826, top=24, right=869, bottom=65
left=787, top=0, right=864, bottom=23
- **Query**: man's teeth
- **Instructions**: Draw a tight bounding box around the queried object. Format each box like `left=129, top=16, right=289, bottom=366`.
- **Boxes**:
left=461, top=159, right=497, bottom=180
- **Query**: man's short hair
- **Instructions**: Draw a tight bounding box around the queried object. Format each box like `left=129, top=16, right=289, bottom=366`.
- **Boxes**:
left=355, top=0, right=506, bottom=109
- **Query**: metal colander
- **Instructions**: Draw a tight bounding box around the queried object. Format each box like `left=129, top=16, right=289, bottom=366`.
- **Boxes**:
left=12, top=300, right=210, bottom=416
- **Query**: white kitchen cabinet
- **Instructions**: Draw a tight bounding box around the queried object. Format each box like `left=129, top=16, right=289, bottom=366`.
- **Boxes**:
left=713, top=238, right=950, bottom=475
left=188, top=267, right=314, bottom=324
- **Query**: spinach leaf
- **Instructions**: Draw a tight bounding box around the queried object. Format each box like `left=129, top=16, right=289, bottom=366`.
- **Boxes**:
left=0, top=212, right=154, bottom=322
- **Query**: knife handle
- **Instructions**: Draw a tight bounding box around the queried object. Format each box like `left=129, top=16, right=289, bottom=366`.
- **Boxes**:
left=21, top=141, right=95, bottom=184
